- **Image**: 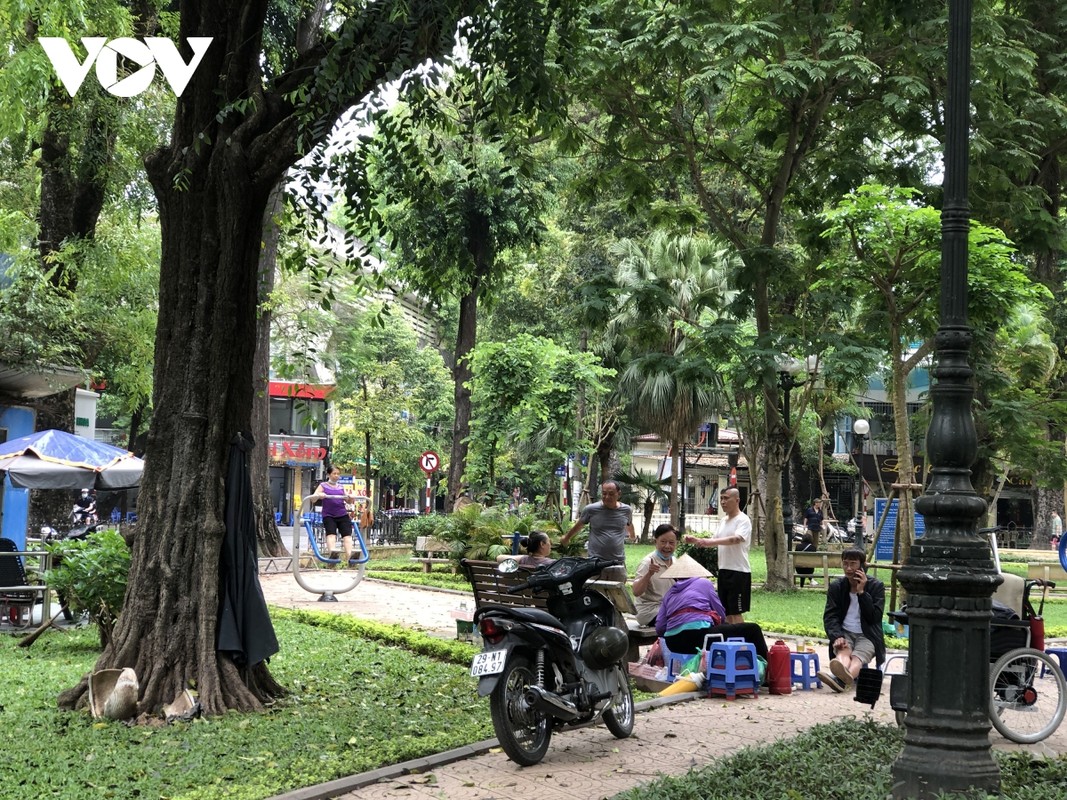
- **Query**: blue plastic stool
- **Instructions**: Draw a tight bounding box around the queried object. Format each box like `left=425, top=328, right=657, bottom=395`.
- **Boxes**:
left=790, top=651, right=822, bottom=690
left=659, top=637, right=693, bottom=681
left=705, top=637, right=760, bottom=699
left=1043, top=647, right=1067, bottom=678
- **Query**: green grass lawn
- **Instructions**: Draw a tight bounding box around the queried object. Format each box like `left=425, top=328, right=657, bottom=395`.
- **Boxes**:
left=1, top=612, right=490, bottom=800
left=4, top=557, right=1065, bottom=800
left=367, top=545, right=1067, bottom=640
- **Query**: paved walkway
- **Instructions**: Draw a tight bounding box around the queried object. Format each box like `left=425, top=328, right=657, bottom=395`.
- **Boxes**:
left=260, top=572, right=1067, bottom=800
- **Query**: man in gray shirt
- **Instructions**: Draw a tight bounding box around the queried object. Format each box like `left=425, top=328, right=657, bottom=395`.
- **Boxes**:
left=561, top=480, right=636, bottom=578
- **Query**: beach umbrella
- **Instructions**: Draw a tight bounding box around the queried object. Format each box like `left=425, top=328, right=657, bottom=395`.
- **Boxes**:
left=0, top=429, right=144, bottom=490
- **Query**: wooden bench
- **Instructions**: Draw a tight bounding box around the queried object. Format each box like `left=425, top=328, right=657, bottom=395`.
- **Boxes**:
left=791, top=551, right=837, bottom=586
left=412, top=536, right=453, bottom=573
left=1027, top=562, right=1067, bottom=590
left=790, top=551, right=900, bottom=587
left=460, top=559, right=655, bottom=661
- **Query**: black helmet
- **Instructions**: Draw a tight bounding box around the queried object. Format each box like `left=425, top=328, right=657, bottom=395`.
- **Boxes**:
left=580, top=626, right=628, bottom=669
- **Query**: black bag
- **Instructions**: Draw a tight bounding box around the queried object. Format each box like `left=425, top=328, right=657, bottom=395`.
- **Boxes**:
left=989, top=600, right=1028, bottom=660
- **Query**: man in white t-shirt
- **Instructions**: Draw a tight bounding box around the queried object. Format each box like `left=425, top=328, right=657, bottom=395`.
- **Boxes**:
left=684, top=487, right=751, bottom=623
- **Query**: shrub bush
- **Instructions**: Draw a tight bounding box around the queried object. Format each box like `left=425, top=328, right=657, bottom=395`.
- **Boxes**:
left=399, top=512, right=445, bottom=545
left=45, top=528, right=130, bottom=647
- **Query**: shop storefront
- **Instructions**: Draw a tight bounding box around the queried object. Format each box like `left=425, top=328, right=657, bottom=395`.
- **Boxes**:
left=267, top=381, right=331, bottom=525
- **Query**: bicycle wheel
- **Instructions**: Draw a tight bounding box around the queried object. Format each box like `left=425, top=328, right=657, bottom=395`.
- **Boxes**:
left=988, top=647, right=1067, bottom=744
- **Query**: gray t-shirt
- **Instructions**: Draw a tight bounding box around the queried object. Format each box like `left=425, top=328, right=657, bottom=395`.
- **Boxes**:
left=578, top=501, right=633, bottom=564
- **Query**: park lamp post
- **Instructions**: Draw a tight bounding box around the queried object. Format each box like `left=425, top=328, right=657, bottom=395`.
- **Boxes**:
left=852, top=418, right=869, bottom=549
left=679, top=442, right=688, bottom=534
left=891, top=1, right=1003, bottom=796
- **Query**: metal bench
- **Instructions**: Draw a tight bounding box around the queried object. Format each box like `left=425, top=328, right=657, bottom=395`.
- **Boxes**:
left=1027, top=562, right=1067, bottom=592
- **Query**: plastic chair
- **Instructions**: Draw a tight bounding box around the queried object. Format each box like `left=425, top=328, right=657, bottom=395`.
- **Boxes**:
left=0, top=538, right=40, bottom=628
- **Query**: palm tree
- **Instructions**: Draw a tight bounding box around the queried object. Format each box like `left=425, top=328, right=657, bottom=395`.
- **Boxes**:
left=609, top=231, right=737, bottom=528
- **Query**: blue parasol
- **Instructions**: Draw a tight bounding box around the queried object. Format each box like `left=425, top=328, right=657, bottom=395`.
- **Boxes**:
left=0, top=429, right=144, bottom=490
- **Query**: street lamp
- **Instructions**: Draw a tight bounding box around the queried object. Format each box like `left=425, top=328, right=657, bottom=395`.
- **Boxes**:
left=891, top=1, right=1002, bottom=796
left=852, top=418, right=869, bottom=549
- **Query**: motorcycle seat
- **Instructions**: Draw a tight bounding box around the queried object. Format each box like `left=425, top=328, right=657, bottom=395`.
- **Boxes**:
left=481, top=604, right=563, bottom=629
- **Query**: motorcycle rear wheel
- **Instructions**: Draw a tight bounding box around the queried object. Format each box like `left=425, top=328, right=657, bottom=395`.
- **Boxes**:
left=602, top=663, right=634, bottom=739
left=490, top=654, right=551, bottom=765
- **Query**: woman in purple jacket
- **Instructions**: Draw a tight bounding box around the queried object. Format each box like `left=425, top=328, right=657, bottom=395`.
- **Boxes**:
left=655, top=564, right=769, bottom=660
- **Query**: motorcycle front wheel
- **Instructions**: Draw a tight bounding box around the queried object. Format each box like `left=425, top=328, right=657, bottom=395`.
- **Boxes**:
left=489, top=654, right=551, bottom=766
left=602, top=663, right=634, bottom=739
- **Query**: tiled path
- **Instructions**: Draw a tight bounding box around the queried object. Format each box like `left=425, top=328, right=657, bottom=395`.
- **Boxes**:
left=260, top=572, right=1067, bottom=800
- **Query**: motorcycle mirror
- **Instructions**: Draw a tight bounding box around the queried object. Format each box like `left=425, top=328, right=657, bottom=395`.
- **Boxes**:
left=497, top=558, right=519, bottom=574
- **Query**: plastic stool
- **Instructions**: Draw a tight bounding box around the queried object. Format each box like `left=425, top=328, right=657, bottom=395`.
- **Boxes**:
left=659, top=638, right=693, bottom=681
left=706, top=637, right=760, bottom=699
left=790, top=651, right=822, bottom=690
left=1043, top=647, right=1067, bottom=678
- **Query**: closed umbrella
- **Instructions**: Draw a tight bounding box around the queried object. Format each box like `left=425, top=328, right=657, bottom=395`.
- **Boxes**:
left=217, top=431, right=278, bottom=667
left=0, top=429, right=144, bottom=490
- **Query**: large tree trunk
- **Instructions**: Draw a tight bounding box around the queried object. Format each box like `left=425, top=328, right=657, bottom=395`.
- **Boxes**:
left=447, top=284, right=479, bottom=509
left=53, top=0, right=511, bottom=717
left=59, top=140, right=283, bottom=717
left=1033, top=484, right=1063, bottom=549
left=36, top=87, right=117, bottom=289
left=253, top=184, right=286, bottom=557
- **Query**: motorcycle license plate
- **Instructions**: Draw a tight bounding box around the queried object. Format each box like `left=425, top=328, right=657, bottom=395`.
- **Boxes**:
left=470, top=650, right=507, bottom=677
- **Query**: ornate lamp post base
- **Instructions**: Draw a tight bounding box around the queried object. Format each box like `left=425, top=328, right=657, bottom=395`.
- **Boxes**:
left=892, top=539, right=1001, bottom=797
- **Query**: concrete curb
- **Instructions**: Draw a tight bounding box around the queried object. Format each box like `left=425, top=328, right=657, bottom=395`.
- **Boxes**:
left=266, top=694, right=698, bottom=800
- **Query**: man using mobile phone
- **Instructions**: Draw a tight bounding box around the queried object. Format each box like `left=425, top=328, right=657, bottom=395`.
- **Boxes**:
left=817, top=548, right=885, bottom=693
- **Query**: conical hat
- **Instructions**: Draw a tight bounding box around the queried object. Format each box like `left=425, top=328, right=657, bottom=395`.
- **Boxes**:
left=659, top=553, right=712, bottom=580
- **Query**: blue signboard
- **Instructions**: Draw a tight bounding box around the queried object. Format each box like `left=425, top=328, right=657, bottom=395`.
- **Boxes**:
left=873, top=498, right=926, bottom=561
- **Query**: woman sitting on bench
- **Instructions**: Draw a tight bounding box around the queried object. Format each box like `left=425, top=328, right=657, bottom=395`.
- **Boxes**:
left=496, top=532, right=556, bottom=568
left=654, top=554, right=769, bottom=662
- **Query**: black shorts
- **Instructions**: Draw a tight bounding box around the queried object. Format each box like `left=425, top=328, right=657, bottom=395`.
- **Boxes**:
left=717, top=569, right=752, bottom=616
left=323, top=514, right=353, bottom=538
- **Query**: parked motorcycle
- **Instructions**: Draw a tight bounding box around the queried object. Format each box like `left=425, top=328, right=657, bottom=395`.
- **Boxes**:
left=824, top=521, right=850, bottom=545
left=470, top=556, right=635, bottom=765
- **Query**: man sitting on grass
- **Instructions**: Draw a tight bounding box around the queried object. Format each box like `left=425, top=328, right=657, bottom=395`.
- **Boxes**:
left=817, top=548, right=885, bottom=693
